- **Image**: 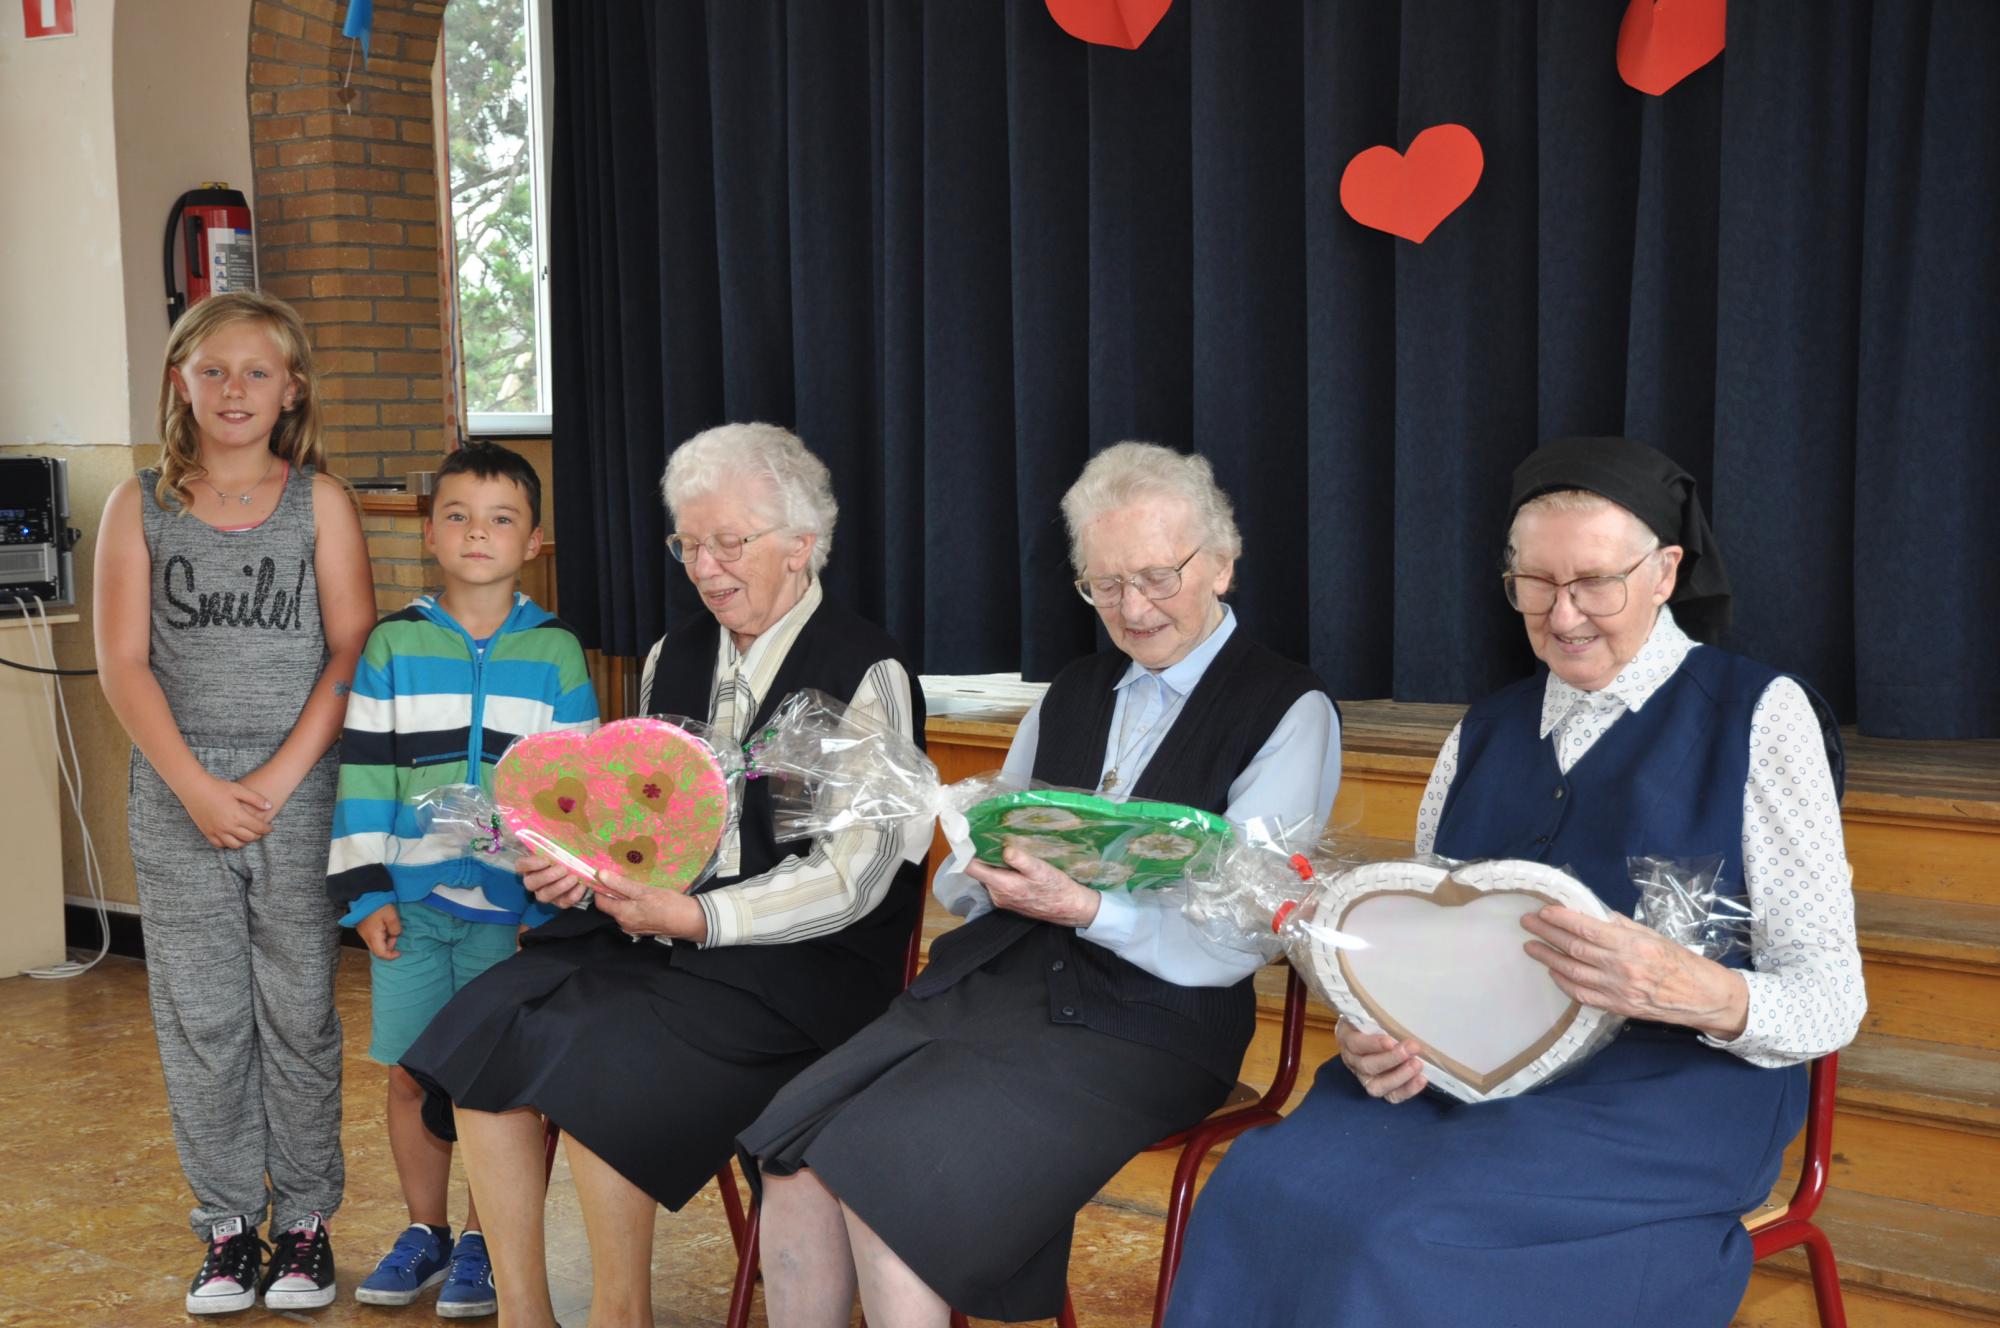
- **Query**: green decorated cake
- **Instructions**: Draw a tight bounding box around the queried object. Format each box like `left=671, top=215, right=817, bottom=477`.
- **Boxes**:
left=963, top=788, right=1230, bottom=891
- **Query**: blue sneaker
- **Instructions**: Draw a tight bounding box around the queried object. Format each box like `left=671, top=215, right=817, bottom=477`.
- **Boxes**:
left=436, top=1231, right=497, bottom=1318
left=354, top=1223, right=451, bottom=1306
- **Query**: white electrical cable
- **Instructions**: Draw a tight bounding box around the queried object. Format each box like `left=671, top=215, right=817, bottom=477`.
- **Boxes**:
left=15, top=594, right=111, bottom=979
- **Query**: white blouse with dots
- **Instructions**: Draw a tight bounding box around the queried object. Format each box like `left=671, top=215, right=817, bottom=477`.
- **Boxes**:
left=1414, top=607, right=1866, bottom=1068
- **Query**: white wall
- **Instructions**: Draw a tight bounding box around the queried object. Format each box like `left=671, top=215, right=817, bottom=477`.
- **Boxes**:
left=0, top=0, right=129, bottom=445
left=0, top=0, right=255, bottom=909
left=113, top=0, right=256, bottom=447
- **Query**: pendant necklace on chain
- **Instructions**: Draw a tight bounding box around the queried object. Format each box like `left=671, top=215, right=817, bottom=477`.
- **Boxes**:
left=1099, top=686, right=1188, bottom=794
left=202, top=453, right=278, bottom=506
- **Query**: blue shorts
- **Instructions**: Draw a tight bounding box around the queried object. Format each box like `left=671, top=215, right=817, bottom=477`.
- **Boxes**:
left=367, top=899, right=519, bottom=1064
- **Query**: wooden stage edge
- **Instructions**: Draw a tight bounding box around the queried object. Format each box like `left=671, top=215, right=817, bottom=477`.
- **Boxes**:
left=928, top=696, right=2000, bottom=819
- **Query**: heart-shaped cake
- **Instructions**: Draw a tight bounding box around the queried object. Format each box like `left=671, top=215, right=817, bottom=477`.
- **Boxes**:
left=1295, top=859, right=1624, bottom=1103
left=491, top=718, right=730, bottom=892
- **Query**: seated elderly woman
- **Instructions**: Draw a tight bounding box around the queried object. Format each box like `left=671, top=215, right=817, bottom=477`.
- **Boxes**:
left=737, top=441, right=1342, bottom=1326
left=400, top=423, right=929, bottom=1328
left=1162, top=436, right=1866, bottom=1328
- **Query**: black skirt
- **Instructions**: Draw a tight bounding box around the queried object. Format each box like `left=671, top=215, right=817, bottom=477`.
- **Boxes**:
left=402, top=921, right=822, bottom=1211
left=739, top=935, right=1231, bottom=1322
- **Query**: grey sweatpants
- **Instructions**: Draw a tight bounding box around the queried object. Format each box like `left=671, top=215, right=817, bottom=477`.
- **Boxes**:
left=130, top=744, right=345, bottom=1239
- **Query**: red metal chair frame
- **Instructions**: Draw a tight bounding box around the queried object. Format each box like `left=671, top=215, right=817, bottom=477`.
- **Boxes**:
left=724, top=944, right=1308, bottom=1328
left=721, top=892, right=931, bottom=1328
left=1151, top=1045, right=1846, bottom=1328
left=949, top=963, right=1311, bottom=1328
left=1746, top=1053, right=1846, bottom=1327
left=535, top=896, right=930, bottom=1317
left=1143, top=963, right=1309, bottom=1328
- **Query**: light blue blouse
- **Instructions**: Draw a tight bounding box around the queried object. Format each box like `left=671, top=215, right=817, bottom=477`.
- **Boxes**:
left=932, top=609, right=1341, bottom=986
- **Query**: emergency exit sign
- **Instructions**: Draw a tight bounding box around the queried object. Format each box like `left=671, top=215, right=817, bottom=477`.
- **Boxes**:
left=23, top=0, right=75, bottom=39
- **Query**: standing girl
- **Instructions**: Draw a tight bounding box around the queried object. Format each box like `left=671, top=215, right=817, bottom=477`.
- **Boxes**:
left=95, top=291, right=375, bottom=1315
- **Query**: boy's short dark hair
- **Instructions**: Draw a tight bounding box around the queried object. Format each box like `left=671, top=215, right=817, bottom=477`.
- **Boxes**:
left=434, top=442, right=543, bottom=527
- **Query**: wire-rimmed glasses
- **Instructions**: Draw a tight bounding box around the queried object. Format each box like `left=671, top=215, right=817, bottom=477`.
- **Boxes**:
left=1501, top=549, right=1657, bottom=616
left=1074, top=547, right=1203, bottom=607
left=666, top=528, right=780, bottom=564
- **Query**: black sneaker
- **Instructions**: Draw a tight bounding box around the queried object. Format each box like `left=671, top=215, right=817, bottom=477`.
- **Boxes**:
left=186, top=1217, right=265, bottom=1315
left=260, top=1211, right=337, bottom=1310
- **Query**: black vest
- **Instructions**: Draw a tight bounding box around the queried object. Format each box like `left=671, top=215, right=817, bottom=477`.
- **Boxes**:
left=910, top=627, right=1328, bottom=1084
left=535, top=596, right=926, bottom=1052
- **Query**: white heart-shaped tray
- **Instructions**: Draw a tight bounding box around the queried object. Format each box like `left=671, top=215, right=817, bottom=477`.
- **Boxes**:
left=1295, top=858, right=1625, bottom=1103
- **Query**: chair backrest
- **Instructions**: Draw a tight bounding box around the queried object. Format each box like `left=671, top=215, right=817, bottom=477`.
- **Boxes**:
left=1746, top=1052, right=1839, bottom=1233
left=1787, top=1052, right=1839, bottom=1225
left=1259, top=963, right=1310, bottom=1111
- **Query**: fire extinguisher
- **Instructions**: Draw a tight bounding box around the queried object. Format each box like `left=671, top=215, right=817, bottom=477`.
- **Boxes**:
left=163, top=183, right=256, bottom=326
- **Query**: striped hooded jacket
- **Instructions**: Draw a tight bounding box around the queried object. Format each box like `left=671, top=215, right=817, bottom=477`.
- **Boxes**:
left=326, top=592, right=598, bottom=927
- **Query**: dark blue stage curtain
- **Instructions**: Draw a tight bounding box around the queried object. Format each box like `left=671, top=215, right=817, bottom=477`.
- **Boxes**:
left=548, top=0, right=1999, bottom=739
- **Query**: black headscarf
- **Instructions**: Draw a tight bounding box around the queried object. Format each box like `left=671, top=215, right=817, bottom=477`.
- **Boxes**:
left=1509, top=436, right=1732, bottom=643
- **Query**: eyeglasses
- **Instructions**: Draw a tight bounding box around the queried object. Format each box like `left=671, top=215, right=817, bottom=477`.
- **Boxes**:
left=1502, top=549, right=1657, bottom=616
left=666, top=528, right=780, bottom=564
left=1074, top=547, right=1203, bottom=607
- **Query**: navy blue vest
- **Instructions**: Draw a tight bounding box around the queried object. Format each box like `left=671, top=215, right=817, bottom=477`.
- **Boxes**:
left=911, top=627, right=1328, bottom=1083
left=1434, top=646, right=1837, bottom=972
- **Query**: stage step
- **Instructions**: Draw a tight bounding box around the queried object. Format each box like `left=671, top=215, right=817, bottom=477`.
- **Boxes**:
left=1856, top=891, right=2000, bottom=1054
left=1839, top=1033, right=2000, bottom=1136
left=1743, top=1188, right=2000, bottom=1325
left=1856, top=891, right=2000, bottom=972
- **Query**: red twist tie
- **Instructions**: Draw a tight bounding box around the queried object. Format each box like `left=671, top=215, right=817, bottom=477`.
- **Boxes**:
left=1272, top=899, right=1300, bottom=933
left=1288, top=853, right=1315, bottom=881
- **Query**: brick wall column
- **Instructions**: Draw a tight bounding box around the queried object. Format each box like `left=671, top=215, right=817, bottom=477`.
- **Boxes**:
left=247, top=0, right=451, bottom=483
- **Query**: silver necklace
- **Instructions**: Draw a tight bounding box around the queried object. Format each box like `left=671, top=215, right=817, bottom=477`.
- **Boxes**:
left=201, top=454, right=278, bottom=506
left=1099, top=684, right=1189, bottom=793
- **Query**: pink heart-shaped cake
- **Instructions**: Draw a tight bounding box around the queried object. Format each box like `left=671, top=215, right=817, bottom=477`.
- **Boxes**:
left=1295, top=859, right=1623, bottom=1103
left=492, top=718, right=729, bottom=892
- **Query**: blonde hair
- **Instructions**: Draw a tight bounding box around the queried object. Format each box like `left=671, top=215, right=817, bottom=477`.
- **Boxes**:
left=155, top=292, right=326, bottom=512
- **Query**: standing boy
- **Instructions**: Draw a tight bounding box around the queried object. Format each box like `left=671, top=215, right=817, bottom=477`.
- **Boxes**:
left=327, top=443, right=596, bottom=1317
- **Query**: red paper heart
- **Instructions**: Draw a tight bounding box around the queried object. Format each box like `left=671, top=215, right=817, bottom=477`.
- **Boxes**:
left=1338, top=124, right=1484, bottom=244
left=1617, top=0, right=1727, bottom=96
left=1044, top=0, right=1171, bottom=50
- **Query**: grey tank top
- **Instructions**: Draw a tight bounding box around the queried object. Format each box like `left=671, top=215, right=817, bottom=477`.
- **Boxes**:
left=139, top=464, right=328, bottom=748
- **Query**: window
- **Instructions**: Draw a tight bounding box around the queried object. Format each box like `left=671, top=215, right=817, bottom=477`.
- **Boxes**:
left=443, top=0, right=552, bottom=435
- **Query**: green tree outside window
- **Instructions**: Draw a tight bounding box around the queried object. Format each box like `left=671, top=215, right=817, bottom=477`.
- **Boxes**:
left=445, top=0, right=542, bottom=415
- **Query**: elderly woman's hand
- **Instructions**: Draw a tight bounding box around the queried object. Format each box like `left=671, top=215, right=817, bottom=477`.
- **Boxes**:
left=516, top=852, right=593, bottom=909
left=1521, top=905, right=1750, bottom=1040
left=1335, top=1018, right=1428, bottom=1103
left=592, top=870, right=709, bottom=942
left=964, top=847, right=1103, bottom=929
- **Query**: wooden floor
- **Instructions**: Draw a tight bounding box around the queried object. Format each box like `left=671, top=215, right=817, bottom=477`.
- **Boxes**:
left=5, top=702, right=1995, bottom=1326
left=0, top=949, right=1172, bottom=1328
left=7, top=933, right=1996, bottom=1327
